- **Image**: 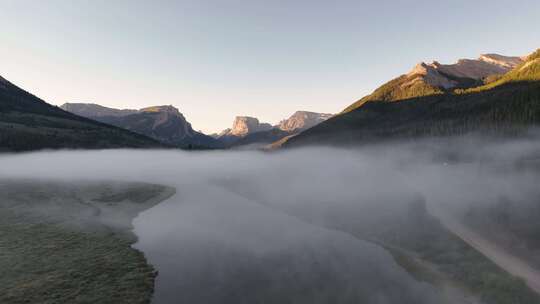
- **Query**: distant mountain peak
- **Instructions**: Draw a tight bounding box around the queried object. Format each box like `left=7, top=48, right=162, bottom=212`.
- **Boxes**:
left=61, top=102, right=222, bottom=148
left=478, top=54, right=523, bottom=69
left=228, top=116, right=272, bottom=137
left=344, top=51, right=525, bottom=113
left=463, top=49, right=540, bottom=92
left=0, top=78, right=162, bottom=151
left=404, top=53, right=526, bottom=92
left=140, top=105, right=181, bottom=115
left=407, top=62, right=457, bottom=89
left=219, top=111, right=334, bottom=149
left=61, top=103, right=138, bottom=117
left=407, top=54, right=521, bottom=87
left=285, top=47, right=540, bottom=148
left=61, top=103, right=186, bottom=119
left=278, top=111, right=333, bottom=132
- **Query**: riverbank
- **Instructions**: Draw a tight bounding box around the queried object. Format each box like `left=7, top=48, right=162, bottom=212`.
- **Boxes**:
left=0, top=179, right=175, bottom=304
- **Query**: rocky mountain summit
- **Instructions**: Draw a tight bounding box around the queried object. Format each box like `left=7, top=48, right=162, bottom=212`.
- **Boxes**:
left=218, top=111, right=332, bottom=148
left=61, top=103, right=138, bottom=118
left=285, top=49, right=540, bottom=148
left=343, top=52, right=524, bottom=113
left=221, top=116, right=273, bottom=137
left=406, top=54, right=523, bottom=90
left=278, top=111, right=332, bottom=132
left=478, top=54, right=525, bottom=69
left=61, top=103, right=221, bottom=148
left=135, top=106, right=197, bottom=138
left=215, top=116, right=272, bottom=146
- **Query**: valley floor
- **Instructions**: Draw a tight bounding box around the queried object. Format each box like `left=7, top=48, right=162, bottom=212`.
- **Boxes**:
left=210, top=182, right=540, bottom=304
left=1, top=177, right=539, bottom=304
left=430, top=205, right=540, bottom=294
left=0, top=179, right=175, bottom=304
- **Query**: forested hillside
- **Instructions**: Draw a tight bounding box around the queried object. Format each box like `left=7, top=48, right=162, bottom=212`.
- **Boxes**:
left=0, top=77, right=164, bottom=151
left=284, top=50, right=540, bottom=148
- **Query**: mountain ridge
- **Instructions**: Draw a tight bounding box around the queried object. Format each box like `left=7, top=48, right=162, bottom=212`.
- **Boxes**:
left=343, top=52, right=524, bottom=113
left=0, top=77, right=164, bottom=151
left=61, top=103, right=222, bottom=149
left=61, top=103, right=138, bottom=118
left=277, top=111, right=333, bottom=132
left=218, top=111, right=332, bottom=148
left=283, top=48, right=540, bottom=148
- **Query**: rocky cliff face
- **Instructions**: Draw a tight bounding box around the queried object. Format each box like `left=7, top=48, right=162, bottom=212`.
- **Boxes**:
left=135, top=105, right=196, bottom=139
left=218, top=111, right=333, bottom=149
left=61, top=103, right=221, bottom=148
left=218, top=116, right=272, bottom=138
left=230, top=116, right=272, bottom=136
left=479, top=54, right=524, bottom=69
left=344, top=52, right=524, bottom=113
left=406, top=54, right=524, bottom=90
left=278, top=111, right=332, bottom=132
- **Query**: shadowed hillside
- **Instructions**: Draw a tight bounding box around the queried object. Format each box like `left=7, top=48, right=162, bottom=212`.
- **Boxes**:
left=0, top=77, right=164, bottom=151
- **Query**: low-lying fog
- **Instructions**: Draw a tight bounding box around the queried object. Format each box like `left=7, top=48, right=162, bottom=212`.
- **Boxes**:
left=1, top=135, right=540, bottom=304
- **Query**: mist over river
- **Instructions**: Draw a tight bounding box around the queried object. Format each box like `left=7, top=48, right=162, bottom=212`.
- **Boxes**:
left=2, top=136, right=540, bottom=303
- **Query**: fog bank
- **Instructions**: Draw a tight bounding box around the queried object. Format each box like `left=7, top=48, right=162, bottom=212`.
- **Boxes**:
left=1, top=136, right=540, bottom=303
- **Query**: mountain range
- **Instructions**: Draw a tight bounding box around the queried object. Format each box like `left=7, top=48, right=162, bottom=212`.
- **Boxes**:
left=215, top=111, right=332, bottom=148
left=283, top=50, right=540, bottom=148
left=343, top=53, right=524, bottom=113
left=61, top=103, right=331, bottom=148
left=1, top=48, right=539, bottom=152
left=61, top=103, right=222, bottom=149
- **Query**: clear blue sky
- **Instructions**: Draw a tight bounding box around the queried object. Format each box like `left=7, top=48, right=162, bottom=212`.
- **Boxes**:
left=1, top=0, right=538, bottom=133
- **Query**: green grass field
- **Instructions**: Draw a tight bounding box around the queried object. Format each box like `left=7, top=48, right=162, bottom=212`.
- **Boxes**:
left=0, top=180, right=175, bottom=304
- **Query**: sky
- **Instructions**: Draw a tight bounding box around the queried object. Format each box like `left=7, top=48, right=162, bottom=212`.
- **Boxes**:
left=0, top=0, right=538, bottom=133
